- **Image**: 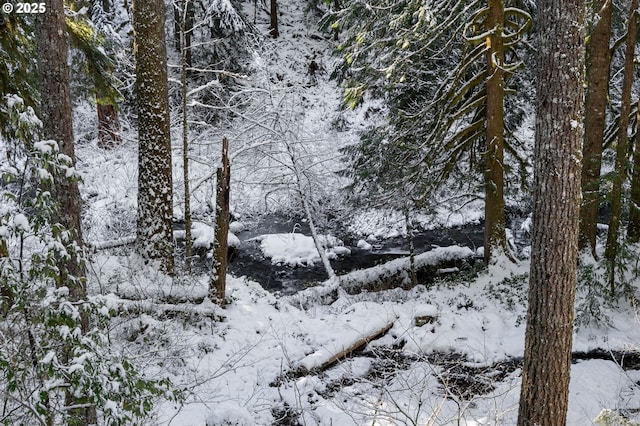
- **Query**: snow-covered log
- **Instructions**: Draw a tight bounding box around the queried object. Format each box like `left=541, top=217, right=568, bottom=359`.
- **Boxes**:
left=288, top=246, right=475, bottom=309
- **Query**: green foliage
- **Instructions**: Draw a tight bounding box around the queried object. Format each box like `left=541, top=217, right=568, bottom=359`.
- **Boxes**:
left=0, top=14, right=38, bottom=141
left=66, top=10, right=122, bottom=107
left=330, top=0, right=534, bottom=208
left=573, top=244, right=640, bottom=330
left=0, top=142, right=181, bottom=425
left=593, top=409, right=640, bottom=425
left=1, top=94, right=42, bottom=164
left=575, top=260, right=614, bottom=329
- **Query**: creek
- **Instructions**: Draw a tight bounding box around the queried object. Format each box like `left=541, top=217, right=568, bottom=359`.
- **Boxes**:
left=222, top=214, right=527, bottom=294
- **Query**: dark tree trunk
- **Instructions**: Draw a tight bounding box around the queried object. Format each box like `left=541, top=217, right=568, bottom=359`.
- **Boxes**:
left=212, top=138, right=230, bottom=304
left=97, top=102, right=121, bottom=148
left=133, top=0, right=175, bottom=274
left=628, top=100, right=640, bottom=241
left=517, top=0, right=585, bottom=424
left=270, top=0, right=279, bottom=38
left=36, top=0, right=86, bottom=302
left=579, top=0, right=613, bottom=254
left=605, top=0, right=637, bottom=291
left=36, top=0, right=95, bottom=422
left=484, top=0, right=508, bottom=264
left=181, top=9, right=192, bottom=274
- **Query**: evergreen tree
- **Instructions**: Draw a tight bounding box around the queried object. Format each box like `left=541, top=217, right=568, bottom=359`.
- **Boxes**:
left=517, top=0, right=585, bottom=422
left=331, top=0, right=532, bottom=263
left=579, top=0, right=613, bottom=254
left=604, top=0, right=637, bottom=292
left=132, top=0, right=175, bottom=274
left=0, top=14, right=37, bottom=150
left=35, top=0, right=95, bottom=421
left=36, top=0, right=87, bottom=309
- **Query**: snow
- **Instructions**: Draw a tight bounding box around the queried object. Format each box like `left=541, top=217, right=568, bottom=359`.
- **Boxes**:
left=0, top=0, right=632, bottom=423
left=254, top=233, right=350, bottom=266
left=74, top=248, right=640, bottom=426
left=33, top=140, right=58, bottom=155
left=12, top=213, right=30, bottom=233
left=191, top=221, right=240, bottom=249
left=356, top=239, right=373, bottom=250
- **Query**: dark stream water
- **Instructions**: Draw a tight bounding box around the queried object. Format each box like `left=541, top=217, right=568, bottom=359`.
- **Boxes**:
left=222, top=214, right=492, bottom=294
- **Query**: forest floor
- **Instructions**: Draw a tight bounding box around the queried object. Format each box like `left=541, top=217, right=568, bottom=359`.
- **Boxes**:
left=86, top=250, right=640, bottom=425
left=69, top=0, right=640, bottom=425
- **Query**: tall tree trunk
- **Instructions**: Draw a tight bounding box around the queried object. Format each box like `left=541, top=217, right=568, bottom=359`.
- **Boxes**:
left=270, top=0, right=279, bottom=38
left=36, top=0, right=85, bottom=297
left=484, top=0, right=508, bottom=265
left=212, top=138, right=230, bottom=304
left=517, top=0, right=585, bottom=424
left=185, top=0, right=193, bottom=69
left=604, top=0, right=637, bottom=292
left=133, top=0, right=175, bottom=274
left=579, top=0, right=613, bottom=254
left=181, top=8, right=192, bottom=274
left=36, top=0, right=95, bottom=423
left=628, top=100, right=640, bottom=241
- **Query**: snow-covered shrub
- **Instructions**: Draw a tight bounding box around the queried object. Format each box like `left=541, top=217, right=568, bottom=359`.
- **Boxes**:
left=572, top=242, right=640, bottom=330
left=594, top=409, right=640, bottom=426
left=0, top=141, right=181, bottom=425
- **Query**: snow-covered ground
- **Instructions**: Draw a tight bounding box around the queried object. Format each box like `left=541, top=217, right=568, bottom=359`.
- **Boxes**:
left=64, top=0, right=640, bottom=425
left=87, top=253, right=640, bottom=425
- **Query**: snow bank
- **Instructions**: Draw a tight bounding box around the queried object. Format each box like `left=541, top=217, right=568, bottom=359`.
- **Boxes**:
left=253, top=233, right=350, bottom=267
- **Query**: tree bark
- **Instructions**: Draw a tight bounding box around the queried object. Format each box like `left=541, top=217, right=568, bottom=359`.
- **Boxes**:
left=133, top=0, right=175, bottom=274
left=628, top=99, right=640, bottom=241
left=270, top=0, right=279, bottom=38
left=36, top=0, right=86, bottom=295
left=36, top=0, right=95, bottom=422
left=212, top=138, right=230, bottom=304
left=97, top=102, right=121, bottom=148
left=483, top=0, right=508, bottom=265
left=579, top=0, right=613, bottom=254
left=181, top=2, right=192, bottom=274
left=604, top=0, right=637, bottom=291
left=517, top=0, right=585, bottom=424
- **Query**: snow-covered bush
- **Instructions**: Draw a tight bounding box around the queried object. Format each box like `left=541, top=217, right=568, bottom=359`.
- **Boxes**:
left=0, top=141, right=181, bottom=425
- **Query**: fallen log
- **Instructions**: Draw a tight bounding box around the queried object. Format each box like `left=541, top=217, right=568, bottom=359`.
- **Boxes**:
left=338, top=246, right=475, bottom=294
left=300, top=321, right=394, bottom=372
left=288, top=246, right=476, bottom=309
left=93, top=295, right=223, bottom=320
left=271, top=321, right=394, bottom=386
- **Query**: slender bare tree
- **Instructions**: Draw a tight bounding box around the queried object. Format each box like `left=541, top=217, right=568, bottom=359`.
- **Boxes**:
left=605, top=0, right=638, bottom=292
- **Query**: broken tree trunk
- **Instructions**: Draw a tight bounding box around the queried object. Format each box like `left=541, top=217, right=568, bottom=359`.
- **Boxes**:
left=97, top=103, right=121, bottom=148
left=211, top=137, right=230, bottom=304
